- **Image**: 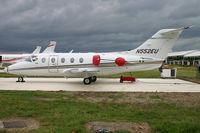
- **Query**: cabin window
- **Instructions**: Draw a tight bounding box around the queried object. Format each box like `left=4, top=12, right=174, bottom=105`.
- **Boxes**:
left=61, top=58, right=65, bottom=63
left=70, top=57, right=74, bottom=63
left=42, top=58, right=46, bottom=63
left=51, top=58, right=55, bottom=63
left=79, top=58, right=83, bottom=63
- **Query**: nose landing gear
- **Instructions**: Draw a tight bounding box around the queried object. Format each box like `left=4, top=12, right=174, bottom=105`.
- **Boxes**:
left=16, top=76, right=25, bottom=82
left=91, top=76, right=97, bottom=82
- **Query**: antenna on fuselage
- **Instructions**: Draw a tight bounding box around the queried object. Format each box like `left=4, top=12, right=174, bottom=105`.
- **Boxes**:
left=69, top=50, right=74, bottom=53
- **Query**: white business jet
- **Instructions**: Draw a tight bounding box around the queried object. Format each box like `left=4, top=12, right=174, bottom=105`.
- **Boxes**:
left=0, top=41, right=56, bottom=67
left=4, top=27, right=190, bottom=84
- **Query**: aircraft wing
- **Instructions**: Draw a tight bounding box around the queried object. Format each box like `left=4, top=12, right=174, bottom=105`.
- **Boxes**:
left=63, top=68, right=99, bottom=76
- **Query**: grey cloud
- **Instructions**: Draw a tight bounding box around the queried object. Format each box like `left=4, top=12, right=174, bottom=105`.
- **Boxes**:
left=0, top=0, right=200, bottom=53
left=174, top=37, right=200, bottom=51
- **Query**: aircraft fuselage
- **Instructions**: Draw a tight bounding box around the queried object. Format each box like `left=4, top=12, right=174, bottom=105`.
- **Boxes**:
left=7, top=52, right=163, bottom=77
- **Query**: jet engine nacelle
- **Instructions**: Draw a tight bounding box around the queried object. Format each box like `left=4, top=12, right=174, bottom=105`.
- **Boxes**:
left=93, top=55, right=101, bottom=66
left=115, top=57, right=127, bottom=66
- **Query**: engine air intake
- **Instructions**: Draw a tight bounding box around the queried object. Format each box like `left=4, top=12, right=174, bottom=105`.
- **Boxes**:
left=115, top=57, right=127, bottom=66
left=93, top=55, right=101, bottom=66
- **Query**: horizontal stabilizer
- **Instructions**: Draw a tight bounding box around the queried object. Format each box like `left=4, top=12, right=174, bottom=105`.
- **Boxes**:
left=160, top=26, right=192, bottom=36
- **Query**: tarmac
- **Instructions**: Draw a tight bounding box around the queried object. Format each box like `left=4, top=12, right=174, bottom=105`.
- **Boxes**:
left=0, top=78, right=200, bottom=92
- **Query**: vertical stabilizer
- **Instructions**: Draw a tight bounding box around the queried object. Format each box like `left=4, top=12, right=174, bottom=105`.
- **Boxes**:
left=32, top=46, right=41, bottom=54
left=42, top=41, right=56, bottom=53
left=128, top=27, right=190, bottom=59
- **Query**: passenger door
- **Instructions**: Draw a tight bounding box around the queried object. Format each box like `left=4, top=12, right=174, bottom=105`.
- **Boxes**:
left=48, top=55, right=58, bottom=72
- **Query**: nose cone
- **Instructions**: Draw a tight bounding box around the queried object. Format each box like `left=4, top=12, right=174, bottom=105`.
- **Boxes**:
left=5, top=62, right=28, bottom=75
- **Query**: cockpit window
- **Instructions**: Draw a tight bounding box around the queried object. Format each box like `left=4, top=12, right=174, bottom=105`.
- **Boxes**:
left=24, top=55, right=38, bottom=62
left=31, top=55, right=38, bottom=62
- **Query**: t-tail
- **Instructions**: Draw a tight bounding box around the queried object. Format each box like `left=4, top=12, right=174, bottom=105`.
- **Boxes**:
left=128, top=26, right=191, bottom=59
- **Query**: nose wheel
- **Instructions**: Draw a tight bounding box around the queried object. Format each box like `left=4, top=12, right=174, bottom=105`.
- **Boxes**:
left=83, top=76, right=97, bottom=85
left=16, top=76, right=25, bottom=82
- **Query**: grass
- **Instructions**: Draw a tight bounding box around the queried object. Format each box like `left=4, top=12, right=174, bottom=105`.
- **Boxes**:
left=115, top=130, right=131, bottom=133
left=101, top=65, right=198, bottom=79
left=149, top=95, right=161, bottom=99
left=136, top=95, right=145, bottom=99
left=0, top=91, right=200, bottom=133
left=100, top=68, right=161, bottom=78
left=169, top=65, right=197, bottom=78
left=108, top=94, right=126, bottom=99
left=0, top=72, right=18, bottom=77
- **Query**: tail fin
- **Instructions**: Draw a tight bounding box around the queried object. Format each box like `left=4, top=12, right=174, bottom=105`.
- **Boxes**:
left=42, top=41, right=56, bottom=53
left=129, top=27, right=190, bottom=59
left=32, top=46, right=41, bottom=54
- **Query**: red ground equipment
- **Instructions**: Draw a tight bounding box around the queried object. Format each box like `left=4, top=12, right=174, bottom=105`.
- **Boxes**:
left=120, top=76, right=136, bottom=83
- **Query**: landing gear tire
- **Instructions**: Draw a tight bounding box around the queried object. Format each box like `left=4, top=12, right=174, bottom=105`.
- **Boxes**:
left=83, top=77, right=92, bottom=85
left=91, top=76, right=97, bottom=82
left=17, top=76, right=25, bottom=82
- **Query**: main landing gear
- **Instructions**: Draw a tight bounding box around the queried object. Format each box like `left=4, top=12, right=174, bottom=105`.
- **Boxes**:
left=16, top=76, right=25, bottom=82
left=83, top=76, right=97, bottom=85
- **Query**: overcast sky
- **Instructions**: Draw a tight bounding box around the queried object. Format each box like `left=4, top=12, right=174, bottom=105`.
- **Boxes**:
left=0, top=0, right=200, bottom=53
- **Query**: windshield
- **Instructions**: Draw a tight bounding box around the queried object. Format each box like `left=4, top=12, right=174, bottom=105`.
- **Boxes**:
left=24, top=55, right=38, bottom=62
left=31, top=55, right=38, bottom=62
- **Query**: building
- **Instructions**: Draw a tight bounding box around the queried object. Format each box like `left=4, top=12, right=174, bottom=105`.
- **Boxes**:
left=166, top=50, right=200, bottom=66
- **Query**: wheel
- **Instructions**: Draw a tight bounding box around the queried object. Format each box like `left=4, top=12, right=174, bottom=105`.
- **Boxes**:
left=17, top=76, right=25, bottom=82
left=120, top=79, right=123, bottom=83
left=83, top=77, right=92, bottom=85
left=91, top=76, right=97, bottom=82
